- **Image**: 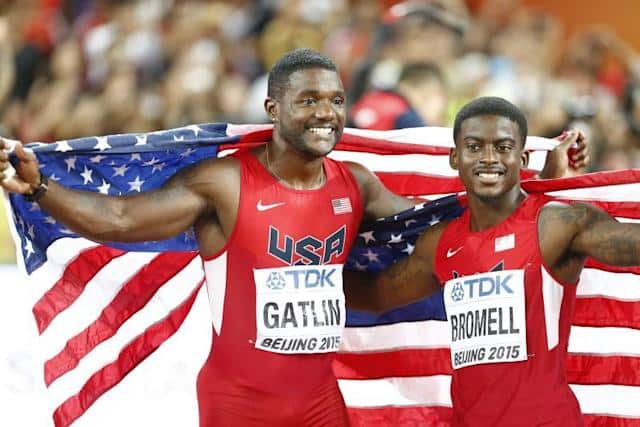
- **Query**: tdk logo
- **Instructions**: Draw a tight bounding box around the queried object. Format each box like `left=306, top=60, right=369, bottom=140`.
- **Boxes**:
left=450, top=282, right=465, bottom=302
left=265, top=268, right=338, bottom=290
left=265, top=272, right=286, bottom=290
left=451, top=273, right=514, bottom=300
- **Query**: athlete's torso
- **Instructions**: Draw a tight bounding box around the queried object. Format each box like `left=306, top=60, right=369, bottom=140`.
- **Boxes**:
left=434, top=193, right=582, bottom=427
left=198, top=149, right=363, bottom=396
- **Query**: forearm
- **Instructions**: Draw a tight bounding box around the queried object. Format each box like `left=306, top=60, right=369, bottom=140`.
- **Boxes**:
left=38, top=180, right=131, bottom=242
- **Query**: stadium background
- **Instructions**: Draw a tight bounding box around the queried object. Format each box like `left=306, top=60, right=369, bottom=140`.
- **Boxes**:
left=1, top=0, right=639, bottom=425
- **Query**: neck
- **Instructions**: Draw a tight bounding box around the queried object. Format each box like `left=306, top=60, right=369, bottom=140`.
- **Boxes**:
left=263, top=143, right=325, bottom=190
left=467, top=187, right=526, bottom=231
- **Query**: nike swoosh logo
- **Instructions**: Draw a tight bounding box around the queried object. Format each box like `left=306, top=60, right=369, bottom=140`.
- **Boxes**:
left=257, top=200, right=286, bottom=212
left=446, top=247, right=463, bottom=258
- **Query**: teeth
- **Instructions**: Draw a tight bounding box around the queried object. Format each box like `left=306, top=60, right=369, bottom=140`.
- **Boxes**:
left=477, top=172, right=500, bottom=178
left=309, top=128, right=333, bottom=135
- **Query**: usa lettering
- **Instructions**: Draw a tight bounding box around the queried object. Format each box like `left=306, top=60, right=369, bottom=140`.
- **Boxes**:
left=450, top=307, right=520, bottom=342
left=263, top=299, right=342, bottom=329
left=268, top=226, right=346, bottom=265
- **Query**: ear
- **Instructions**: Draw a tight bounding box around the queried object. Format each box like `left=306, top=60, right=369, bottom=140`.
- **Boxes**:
left=449, top=147, right=458, bottom=170
left=521, top=150, right=529, bottom=168
left=264, top=97, right=277, bottom=122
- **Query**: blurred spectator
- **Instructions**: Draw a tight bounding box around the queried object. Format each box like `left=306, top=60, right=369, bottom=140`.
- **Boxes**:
left=351, top=61, right=448, bottom=129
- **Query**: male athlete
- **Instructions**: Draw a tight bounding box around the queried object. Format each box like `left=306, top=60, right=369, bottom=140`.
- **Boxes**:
left=1, top=50, right=586, bottom=426
left=345, top=96, right=639, bottom=426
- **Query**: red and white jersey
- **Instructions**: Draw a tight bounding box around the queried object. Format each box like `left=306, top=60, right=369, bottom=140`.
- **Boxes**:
left=434, top=193, right=582, bottom=426
left=198, top=149, right=363, bottom=397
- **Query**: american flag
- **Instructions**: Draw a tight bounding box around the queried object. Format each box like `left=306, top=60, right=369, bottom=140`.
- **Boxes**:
left=4, top=124, right=640, bottom=426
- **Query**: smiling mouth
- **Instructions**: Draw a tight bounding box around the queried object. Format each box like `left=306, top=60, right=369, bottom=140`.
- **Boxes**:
left=307, top=127, right=335, bottom=136
left=475, top=171, right=504, bottom=178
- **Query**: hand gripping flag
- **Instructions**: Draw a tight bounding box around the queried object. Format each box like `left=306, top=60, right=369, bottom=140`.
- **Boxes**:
left=4, top=123, right=640, bottom=426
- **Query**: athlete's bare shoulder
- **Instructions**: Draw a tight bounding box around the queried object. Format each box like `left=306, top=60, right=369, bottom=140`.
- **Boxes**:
left=176, top=154, right=241, bottom=204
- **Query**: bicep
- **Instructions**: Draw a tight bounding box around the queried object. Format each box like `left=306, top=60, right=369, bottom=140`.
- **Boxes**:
left=115, top=161, right=223, bottom=241
left=570, top=204, right=640, bottom=266
left=347, top=162, right=414, bottom=220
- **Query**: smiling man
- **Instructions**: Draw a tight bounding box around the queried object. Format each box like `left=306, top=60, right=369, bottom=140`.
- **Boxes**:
left=0, top=48, right=416, bottom=427
left=345, top=96, right=640, bottom=427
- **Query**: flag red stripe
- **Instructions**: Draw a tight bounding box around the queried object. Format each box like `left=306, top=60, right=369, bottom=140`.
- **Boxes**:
left=584, top=415, right=640, bottom=426
left=522, top=169, right=640, bottom=193
left=573, top=297, right=640, bottom=330
left=33, top=246, right=126, bottom=334
left=584, top=259, right=640, bottom=275
left=44, top=252, right=198, bottom=386
left=568, top=354, right=640, bottom=386
left=52, top=279, right=204, bottom=427
left=347, top=406, right=453, bottom=426
left=334, top=348, right=452, bottom=379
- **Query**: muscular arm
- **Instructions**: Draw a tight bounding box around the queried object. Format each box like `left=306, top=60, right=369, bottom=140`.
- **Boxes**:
left=344, top=223, right=444, bottom=313
left=540, top=202, right=640, bottom=283
left=346, top=161, right=417, bottom=220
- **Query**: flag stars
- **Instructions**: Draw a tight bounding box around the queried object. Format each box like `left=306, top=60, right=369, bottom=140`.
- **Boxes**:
left=428, top=215, right=441, bottom=226
left=180, top=147, right=196, bottom=158
left=23, top=239, right=35, bottom=258
left=80, top=166, right=94, bottom=185
left=389, top=233, right=404, bottom=244
left=143, top=157, right=160, bottom=166
left=186, top=124, right=201, bottom=137
left=363, top=249, right=380, bottom=263
left=50, top=173, right=60, bottom=182
left=135, top=134, right=148, bottom=146
left=94, top=136, right=111, bottom=151
left=353, top=261, right=368, bottom=271
left=44, top=216, right=57, bottom=225
left=29, top=202, right=40, bottom=212
left=27, top=224, right=35, bottom=240
left=405, top=219, right=417, bottom=228
left=402, top=243, right=415, bottom=255
left=151, top=162, right=166, bottom=173
left=413, top=202, right=426, bottom=211
left=112, top=164, right=130, bottom=177
left=55, top=140, right=73, bottom=152
left=128, top=176, right=145, bottom=192
left=97, top=180, right=111, bottom=195
left=90, top=154, right=106, bottom=163
left=130, top=153, right=142, bottom=161
left=359, top=230, right=376, bottom=244
left=64, top=157, right=77, bottom=172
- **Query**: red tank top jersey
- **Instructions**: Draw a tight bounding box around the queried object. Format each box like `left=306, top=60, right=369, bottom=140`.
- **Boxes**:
left=197, top=149, right=363, bottom=407
left=434, top=194, right=582, bottom=426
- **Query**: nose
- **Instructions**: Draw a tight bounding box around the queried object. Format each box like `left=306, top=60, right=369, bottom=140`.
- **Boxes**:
left=314, top=99, right=336, bottom=120
left=479, top=144, right=498, bottom=164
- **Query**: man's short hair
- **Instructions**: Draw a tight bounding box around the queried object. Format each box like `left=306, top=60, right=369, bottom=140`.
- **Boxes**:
left=398, top=62, right=444, bottom=87
left=267, top=49, right=338, bottom=99
left=453, top=97, right=528, bottom=144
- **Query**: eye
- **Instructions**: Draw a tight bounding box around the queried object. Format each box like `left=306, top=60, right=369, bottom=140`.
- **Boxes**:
left=496, top=143, right=513, bottom=153
left=333, top=97, right=345, bottom=106
left=466, top=143, right=480, bottom=152
left=302, top=98, right=316, bottom=106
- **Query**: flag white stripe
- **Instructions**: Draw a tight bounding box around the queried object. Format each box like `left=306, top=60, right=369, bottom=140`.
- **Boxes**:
left=339, top=377, right=640, bottom=417
left=549, top=183, right=640, bottom=201
left=41, top=251, right=158, bottom=359
left=28, top=238, right=101, bottom=302
left=338, top=375, right=452, bottom=408
left=578, top=268, right=640, bottom=301
left=570, top=384, right=640, bottom=417
left=343, top=322, right=640, bottom=357
left=569, top=326, right=640, bottom=356
left=47, top=256, right=204, bottom=409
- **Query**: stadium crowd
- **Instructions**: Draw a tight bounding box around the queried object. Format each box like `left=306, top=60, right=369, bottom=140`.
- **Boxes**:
left=0, top=0, right=639, bottom=262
